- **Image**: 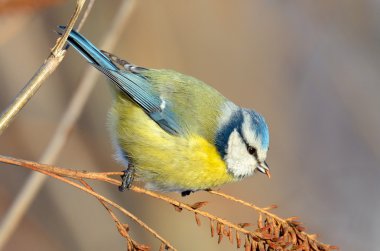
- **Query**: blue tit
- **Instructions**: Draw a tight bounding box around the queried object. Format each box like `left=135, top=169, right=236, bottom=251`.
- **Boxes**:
left=59, top=27, right=270, bottom=196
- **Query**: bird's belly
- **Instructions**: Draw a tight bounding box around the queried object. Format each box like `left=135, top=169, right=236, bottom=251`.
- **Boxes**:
left=110, top=96, right=234, bottom=192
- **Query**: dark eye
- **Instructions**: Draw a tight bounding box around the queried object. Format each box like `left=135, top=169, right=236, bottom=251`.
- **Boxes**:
left=247, top=146, right=257, bottom=155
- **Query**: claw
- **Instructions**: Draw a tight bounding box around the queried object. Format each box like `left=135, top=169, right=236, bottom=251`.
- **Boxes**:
left=119, top=165, right=134, bottom=192
left=181, top=190, right=193, bottom=197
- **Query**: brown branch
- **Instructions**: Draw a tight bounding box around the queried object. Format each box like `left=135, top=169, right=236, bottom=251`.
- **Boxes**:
left=0, top=154, right=337, bottom=250
left=131, top=186, right=258, bottom=237
left=31, top=162, right=176, bottom=250
left=0, top=154, right=258, bottom=239
left=0, top=1, right=95, bottom=249
left=0, top=155, right=275, bottom=240
left=0, top=3, right=140, bottom=248
left=0, top=154, right=122, bottom=185
left=79, top=180, right=149, bottom=251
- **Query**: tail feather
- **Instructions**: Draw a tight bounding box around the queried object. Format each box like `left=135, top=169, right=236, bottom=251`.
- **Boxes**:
left=57, top=26, right=117, bottom=70
left=57, top=26, right=183, bottom=135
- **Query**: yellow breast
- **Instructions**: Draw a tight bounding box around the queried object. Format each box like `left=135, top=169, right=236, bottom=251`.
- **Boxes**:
left=110, top=94, right=234, bottom=191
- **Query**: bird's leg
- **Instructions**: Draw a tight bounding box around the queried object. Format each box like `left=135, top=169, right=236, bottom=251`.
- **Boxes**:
left=119, top=163, right=135, bottom=192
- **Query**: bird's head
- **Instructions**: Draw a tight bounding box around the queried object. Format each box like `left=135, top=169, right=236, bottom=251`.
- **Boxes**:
left=215, top=104, right=270, bottom=179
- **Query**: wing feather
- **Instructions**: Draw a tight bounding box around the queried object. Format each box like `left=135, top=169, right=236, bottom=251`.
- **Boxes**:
left=91, top=64, right=182, bottom=135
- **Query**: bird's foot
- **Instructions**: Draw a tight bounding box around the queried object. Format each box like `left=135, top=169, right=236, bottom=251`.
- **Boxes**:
left=181, top=190, right=194, bottom=197
left=119, top=164, right=135, bottom=192
left=181, top=188, right=212, bottom=197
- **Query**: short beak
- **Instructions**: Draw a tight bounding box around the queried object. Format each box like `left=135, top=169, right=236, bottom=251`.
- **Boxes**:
left=257, top=161, right=271, bottom=179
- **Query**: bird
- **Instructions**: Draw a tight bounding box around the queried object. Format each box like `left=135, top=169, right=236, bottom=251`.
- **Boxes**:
left=58, top=26, right=270, bottom=196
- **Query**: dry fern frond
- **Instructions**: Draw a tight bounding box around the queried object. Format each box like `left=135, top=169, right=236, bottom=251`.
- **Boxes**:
left=0, top=155, right=338, bottom=250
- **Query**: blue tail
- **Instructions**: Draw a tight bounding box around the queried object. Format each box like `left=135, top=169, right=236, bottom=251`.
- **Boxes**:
left=58, top=26, right=183, bottom=135
left=58, top=26, right=118, bottom=71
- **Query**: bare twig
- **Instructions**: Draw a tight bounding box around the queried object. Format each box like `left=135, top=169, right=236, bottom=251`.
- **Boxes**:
left=36, top=167, right=176, bottom=250
left=209, top=190, right=284, bottom=223
left=0, top=154, right=121, bottom=185
left=0, top=0, right=86, bottom=135
left=0, top=1, right=88, bottom=248
left=79, top=180, right=152, bottom=251
left=0, top=1, right=139, bottom=249
left=77, top=0, right=95, bottom=31
left=51, top=0, right=86, bottom=56
left=131, top=186, right=258, bottom=237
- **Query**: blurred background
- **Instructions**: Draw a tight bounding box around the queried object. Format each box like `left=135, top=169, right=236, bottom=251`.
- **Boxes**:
left=0, top=0, right=379, bottom=250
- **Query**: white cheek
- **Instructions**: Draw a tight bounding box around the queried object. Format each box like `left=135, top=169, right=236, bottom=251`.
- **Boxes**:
left=225, top=129, right=257, bottom=178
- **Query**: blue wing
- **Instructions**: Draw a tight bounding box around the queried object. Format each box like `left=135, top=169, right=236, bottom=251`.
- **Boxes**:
left=59, top=26, right=182, bottom=135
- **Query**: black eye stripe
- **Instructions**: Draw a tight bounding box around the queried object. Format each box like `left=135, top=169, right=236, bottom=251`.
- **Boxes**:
left=239, top=132, right=259, bottom=159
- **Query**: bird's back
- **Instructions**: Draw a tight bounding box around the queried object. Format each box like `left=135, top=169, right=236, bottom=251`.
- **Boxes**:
left=136, top=69, right=227, bottom=142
